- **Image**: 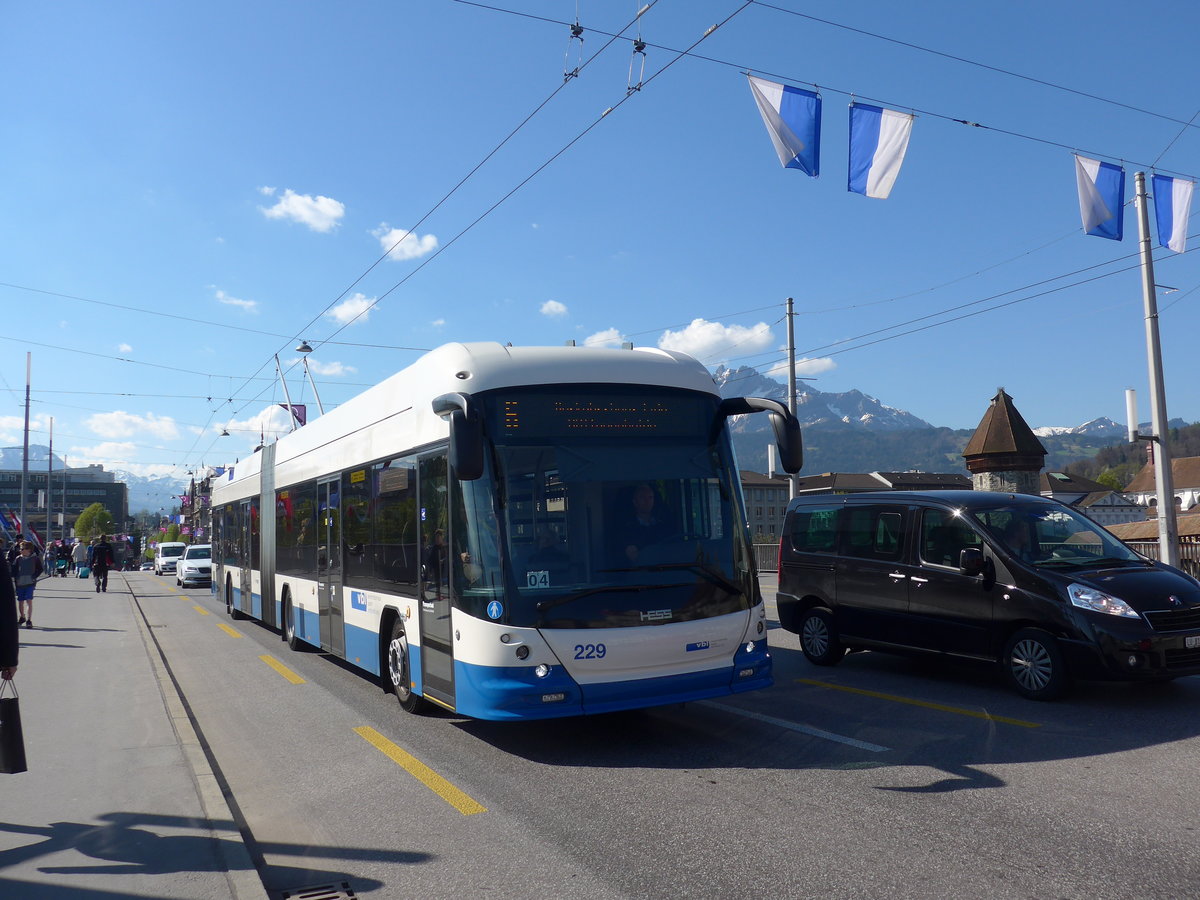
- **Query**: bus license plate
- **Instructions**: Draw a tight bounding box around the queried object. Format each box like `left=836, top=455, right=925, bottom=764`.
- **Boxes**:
left=1186, top=635, right=1200, bottom=649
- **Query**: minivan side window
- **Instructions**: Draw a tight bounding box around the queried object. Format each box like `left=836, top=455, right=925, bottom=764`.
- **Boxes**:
left=789, top=506, right=838, bottom=553
left=920, top=509, right=982, bottom=567
left=840, top=507, right=906, bottom=561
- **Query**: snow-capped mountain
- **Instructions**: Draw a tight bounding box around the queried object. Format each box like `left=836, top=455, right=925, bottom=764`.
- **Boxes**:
left=1033, top=417, right=1127, bottom=439
left=712, top=365, right=933, bottom=431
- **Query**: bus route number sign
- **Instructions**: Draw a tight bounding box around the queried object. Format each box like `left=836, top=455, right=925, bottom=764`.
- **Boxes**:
left=526, top=570, right=550, bottom=589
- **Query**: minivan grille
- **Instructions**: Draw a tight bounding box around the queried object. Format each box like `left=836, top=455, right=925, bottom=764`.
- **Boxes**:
left=1143, top=608, right=1200, bottom=632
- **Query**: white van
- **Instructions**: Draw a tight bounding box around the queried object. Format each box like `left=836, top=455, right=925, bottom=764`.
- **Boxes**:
left=154, top=542, right=188, bottom=576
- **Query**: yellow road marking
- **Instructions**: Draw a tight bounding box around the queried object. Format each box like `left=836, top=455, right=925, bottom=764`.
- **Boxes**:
left=216, top=622, right=243, bottom=638
left=193, top=606, right=210, bottom=616
left=259, top=655, right=305, bottom=684
left=354, top=726, right=487, bottom=815
left=796, top=678, right=1041, bottom=728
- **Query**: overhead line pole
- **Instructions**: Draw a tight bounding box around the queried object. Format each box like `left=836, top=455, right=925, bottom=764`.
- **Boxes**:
left=1133, top=171, right=1179, bottom=566
left=786, top=297, right=797, bottom=500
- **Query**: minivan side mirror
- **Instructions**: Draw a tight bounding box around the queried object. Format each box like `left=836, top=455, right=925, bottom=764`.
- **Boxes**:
left=959, top=547, right=985, bottom=577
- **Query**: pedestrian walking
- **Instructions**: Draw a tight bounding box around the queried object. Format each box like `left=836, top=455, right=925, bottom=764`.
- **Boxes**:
left=71, top=539, right=87, bottom=575
left=92, top=535, right=115, bottom=593
left=12, top=541, right=43, bottom=629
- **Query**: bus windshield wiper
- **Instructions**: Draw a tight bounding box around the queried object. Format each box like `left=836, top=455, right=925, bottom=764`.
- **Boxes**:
left=535, top=582, right=688, bottom=613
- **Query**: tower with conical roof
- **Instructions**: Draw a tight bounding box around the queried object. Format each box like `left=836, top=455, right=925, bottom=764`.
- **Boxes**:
left=962, top=388, right=1047, bottom=494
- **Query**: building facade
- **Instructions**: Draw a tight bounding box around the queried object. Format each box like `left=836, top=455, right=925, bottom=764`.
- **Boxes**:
left=0, top=464, right=128, bottom=539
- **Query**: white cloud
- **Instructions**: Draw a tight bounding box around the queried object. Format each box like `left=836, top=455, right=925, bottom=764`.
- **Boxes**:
left=117, top=343, right=132, bottom=353
left=657, top=318, right=775, bottom=363
left=223, top=405, right=295, bottom=446
left=763, top=356, right=837, bottom=380
left=0, top=414, right=51, bottom=445
left=373, top=223, right=438, bottom=260
left=326, top=292, right=375, bottom=326
left=431, top=318, right=445, bottom=328
left=257, top=185, right=275, bottom=196
left=87, top=411, right=179, bottom=441
left=540, top=300, right=568, bottom=318
left=67, top=442, right=181, bottom=478
left=260, top=188, right=345, bottom=233
left=214, top=288, right=258, bottom=313
left=583, top=327, right=626, bottom=348
left=287, top=357, right=356, bottom=377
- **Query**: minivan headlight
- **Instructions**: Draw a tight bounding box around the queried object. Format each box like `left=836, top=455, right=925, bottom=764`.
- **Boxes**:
left=1067, top=583, right=1141, bottom=619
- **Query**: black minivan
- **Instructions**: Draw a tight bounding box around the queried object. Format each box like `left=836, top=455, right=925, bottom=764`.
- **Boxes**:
left=777, top=490, right=1200, bottom=699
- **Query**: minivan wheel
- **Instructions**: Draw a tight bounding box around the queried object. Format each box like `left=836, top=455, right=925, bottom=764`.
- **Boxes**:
left=799, top=608, right=846, bottom=666
left=1002, top=628, right=1068, bottom=701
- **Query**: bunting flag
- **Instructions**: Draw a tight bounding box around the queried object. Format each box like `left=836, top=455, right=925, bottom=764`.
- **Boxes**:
left=847, top=103, right=914, bottom=199
left=747, top=74, right=821, bottom=176
left=1074, top=155, right=1125, bottom=240
left=1152, top=173, right=1194, bottom=253
left=279, top=403, right=307, bottom=426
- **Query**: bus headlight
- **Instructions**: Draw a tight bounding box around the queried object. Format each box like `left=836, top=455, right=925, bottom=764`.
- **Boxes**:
left=534, top=664, right=551, bottom=678
left=515, top=645, right=530, bottom=660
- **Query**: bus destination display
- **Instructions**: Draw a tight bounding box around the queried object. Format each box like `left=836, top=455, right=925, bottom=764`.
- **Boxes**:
left=496, top=393, right=704, bottom=437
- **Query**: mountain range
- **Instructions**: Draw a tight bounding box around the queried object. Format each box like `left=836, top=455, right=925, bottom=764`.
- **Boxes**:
left=712, top=365, right=1187, bottom=477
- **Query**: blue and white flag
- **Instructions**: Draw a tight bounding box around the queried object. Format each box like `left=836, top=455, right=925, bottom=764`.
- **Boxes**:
left=1152, top=173, right=1194, bottom=253
left=1074, top=155, right=1125, bottom=241
left=847, top=103, right=914, bottom=199
left=747, top=74, right=821, bottom=177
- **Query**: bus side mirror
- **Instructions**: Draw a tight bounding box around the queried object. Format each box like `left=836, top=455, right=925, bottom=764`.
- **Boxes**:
left=714, top=397, right=803, bottom=474
left=432, top=393, right=484, bottom=481
left=960, top=547, right=985, bottom=577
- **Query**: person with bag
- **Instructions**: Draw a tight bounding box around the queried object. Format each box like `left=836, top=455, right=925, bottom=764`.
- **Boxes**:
left=0, top=548, right=16, bottom=680
left=12, top=541, right=42, bottom=630
left=0, top=546, right=24, bottom=774
left=92, top=534, right=115, bottom=593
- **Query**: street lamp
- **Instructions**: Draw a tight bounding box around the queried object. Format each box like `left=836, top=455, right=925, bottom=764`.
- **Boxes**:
left=295, top=340, right=326, bottom=416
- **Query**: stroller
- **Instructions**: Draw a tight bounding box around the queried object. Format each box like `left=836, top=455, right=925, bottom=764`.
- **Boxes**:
left=55, top=557, right=69, bottom=577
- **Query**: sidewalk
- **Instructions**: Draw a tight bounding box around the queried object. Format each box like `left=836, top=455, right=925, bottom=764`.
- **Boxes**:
left=0, top=571, right=269, bottom=899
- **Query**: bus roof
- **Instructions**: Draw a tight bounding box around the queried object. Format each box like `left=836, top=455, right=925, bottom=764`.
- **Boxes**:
left=213, top=342, right=720, bottom=498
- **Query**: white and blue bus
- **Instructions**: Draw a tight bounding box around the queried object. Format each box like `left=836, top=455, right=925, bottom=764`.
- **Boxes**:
left=211, top=342, right=801, bottom=721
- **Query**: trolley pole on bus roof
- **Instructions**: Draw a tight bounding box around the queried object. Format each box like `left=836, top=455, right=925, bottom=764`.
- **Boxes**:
left=1132, top=171, right=1179, bottom=567
left=275, top=354, right=299, bottom=434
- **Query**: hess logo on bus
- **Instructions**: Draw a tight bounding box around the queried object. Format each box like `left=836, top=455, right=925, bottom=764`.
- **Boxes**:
left=640, top=609, right=672, bottom=622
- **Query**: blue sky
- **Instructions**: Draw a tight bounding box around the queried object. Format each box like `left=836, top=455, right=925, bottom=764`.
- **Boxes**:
left=2, top=0, right=1198, bottom=485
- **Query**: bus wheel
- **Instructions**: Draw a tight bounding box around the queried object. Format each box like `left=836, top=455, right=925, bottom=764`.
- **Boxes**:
left=226, top=579, right=244, bottom=620
left=283, top=595, right=303, bottom=651
left=387, top=620, right=425, bottom=714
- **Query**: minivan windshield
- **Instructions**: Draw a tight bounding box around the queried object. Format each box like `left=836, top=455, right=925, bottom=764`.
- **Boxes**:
left=971, top=503, right=1143, bottom=569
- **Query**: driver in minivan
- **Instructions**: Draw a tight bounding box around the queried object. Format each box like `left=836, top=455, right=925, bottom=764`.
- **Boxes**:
left=1001, top=519, right=1037, bottom=562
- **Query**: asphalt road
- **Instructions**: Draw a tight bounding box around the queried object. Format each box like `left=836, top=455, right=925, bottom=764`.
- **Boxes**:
left=132, top=571, right=1200, bottom=899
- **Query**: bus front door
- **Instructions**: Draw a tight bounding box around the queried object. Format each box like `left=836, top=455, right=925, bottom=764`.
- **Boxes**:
left=418, top=455, right=455, bottom=707
left=317, top=478, right=345, bottom=657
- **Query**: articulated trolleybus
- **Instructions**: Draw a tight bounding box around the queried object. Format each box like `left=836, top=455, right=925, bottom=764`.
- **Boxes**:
left=212, top=342, right=801, bottom=721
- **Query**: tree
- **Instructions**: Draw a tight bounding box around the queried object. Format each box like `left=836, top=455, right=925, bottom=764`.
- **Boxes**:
left=75, top=503, right=115, bottom=540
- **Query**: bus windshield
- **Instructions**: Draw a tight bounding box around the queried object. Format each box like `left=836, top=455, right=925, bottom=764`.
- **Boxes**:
left=453, top=387, right=754, bottom=629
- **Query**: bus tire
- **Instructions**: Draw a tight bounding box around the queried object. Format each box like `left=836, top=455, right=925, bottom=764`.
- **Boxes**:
left=226, top=578, right=244, bottom=620
left=283, top=594, right=304, bottom=651
left=387, top=619, right=426, bottom=714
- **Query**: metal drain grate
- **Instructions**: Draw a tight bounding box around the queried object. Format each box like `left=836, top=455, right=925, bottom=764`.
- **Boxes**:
left=280, top=884, right=357, bottom=900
